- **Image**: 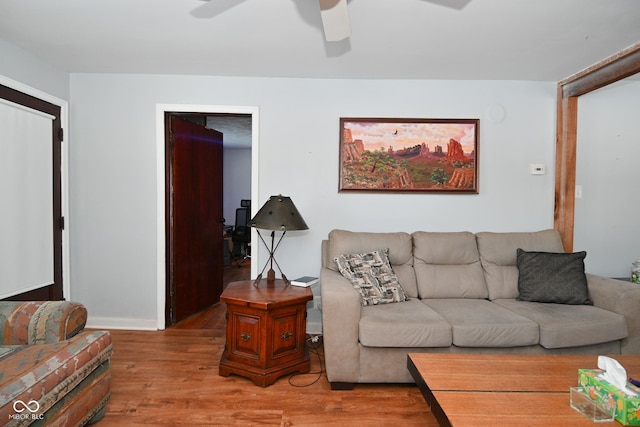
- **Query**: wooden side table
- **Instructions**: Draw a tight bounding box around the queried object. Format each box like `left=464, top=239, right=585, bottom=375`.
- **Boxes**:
left=219, top=279, right=313, bottom=386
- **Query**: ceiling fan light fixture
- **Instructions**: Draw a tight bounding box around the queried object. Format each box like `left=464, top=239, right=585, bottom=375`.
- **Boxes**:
left=319, top=0, right=351, bottom=42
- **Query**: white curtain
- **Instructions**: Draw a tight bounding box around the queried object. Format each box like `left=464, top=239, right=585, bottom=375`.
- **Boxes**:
left=0, top=99, right=54, bottom=299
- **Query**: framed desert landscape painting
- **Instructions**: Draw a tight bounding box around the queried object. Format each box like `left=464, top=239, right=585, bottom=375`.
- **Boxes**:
left=339, top=117, right=479, bottom=193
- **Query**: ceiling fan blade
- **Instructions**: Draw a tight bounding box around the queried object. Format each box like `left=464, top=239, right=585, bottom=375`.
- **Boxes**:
left=319, top=0, right=351, bottom=42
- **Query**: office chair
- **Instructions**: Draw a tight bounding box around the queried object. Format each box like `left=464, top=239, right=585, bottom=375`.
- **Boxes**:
left=231, top=206, right=251, bottom=267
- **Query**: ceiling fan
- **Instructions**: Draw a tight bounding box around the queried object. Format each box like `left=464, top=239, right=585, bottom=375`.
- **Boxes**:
left=194, top=0, right=350, bottom=42
left=193, top=1, right=469, bottom=43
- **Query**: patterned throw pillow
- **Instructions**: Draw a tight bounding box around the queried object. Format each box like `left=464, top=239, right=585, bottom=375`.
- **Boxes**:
left=334, top=249, right=409, bottom=306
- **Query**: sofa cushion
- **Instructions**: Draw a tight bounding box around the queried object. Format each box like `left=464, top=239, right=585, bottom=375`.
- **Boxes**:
left=476, top=230, right=565, bottom=300
left=493, top=299, right=628, bottom=349
left=359, top=299, right=452, bottom=347
left=327, top=229, right=418, bottom=297
left=413, top=231, right=488, bottom=299
left=516, top=249, right=592, bottom=305
left=0, top=330, right=112, bottom=423
left=335, top=249, right=409, bottom=306
left=424, top=299, right=539, bottom=347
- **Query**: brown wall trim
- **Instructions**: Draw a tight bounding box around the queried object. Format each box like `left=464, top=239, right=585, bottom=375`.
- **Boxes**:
left=561, top=44, right=640, bottom=98
left=555, top=42, right=640, bottom=251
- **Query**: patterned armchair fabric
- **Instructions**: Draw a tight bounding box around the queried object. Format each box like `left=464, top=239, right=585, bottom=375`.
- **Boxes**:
left=0, top=301, right=87, bottom=345
left=0, top=301, right=112, bottom=426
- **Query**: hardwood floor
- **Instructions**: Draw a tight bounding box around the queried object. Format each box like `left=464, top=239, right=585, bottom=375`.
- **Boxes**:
left=96, top=261, right=439, bottom=426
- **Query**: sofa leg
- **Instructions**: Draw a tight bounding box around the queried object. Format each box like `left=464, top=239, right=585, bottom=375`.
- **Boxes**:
left=330, top=382, right=354, bottom=390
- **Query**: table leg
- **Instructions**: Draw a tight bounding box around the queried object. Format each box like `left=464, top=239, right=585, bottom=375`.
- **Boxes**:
left=407, top=356, right=453, bottom=427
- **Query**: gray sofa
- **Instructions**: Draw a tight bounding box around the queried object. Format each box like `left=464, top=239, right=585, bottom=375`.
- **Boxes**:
left=320, top=229, right=640, bottom=389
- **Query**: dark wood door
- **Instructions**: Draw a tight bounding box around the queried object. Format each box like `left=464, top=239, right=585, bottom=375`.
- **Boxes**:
left=166, top=115, right=224, bottom=325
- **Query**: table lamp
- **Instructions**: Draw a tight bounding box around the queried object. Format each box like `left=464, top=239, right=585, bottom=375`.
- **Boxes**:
left=249, top=195, right=308, bottom=286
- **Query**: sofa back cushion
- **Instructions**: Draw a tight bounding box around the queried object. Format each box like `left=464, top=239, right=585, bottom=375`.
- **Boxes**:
left=326, top=229, right=417, bottom=298
left=476, top=229, right=565, bottom=300
left=0, top=301, right=88, bottom=345
left=413, top=231, right=488, bottom=299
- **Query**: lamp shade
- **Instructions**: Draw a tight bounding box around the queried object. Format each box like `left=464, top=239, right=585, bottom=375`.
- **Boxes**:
left=249, top=195, right=308, bottom=231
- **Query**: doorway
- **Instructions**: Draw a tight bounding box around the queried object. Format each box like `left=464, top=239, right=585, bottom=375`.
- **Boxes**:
left=157, top=104, right=259, bottom=329
left=165, top=114, right=224, bottom=325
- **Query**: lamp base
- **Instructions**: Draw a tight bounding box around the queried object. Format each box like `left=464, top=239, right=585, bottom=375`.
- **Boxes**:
left=253, top=230, right=291, bottom=287
left=253, top=269, right=291, bottom=287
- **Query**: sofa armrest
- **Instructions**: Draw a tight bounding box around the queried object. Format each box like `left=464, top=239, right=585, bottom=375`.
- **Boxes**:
left=587, top=274, right=640, bottom=354
left=320, top=267, right=362, bottom=385
left=0, top=301, right=87, bottom=345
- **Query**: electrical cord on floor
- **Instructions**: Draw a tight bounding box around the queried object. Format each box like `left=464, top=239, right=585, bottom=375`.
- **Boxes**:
left=288, top=335, right=324, bottom=387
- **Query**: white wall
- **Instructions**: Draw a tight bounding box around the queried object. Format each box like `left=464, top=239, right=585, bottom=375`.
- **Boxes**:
left=223, top=148, right=252, bottom=226
left=2, top=37, right=636, bottom=328
left=0, top=40, right=69, bottom=100
left=69, top=74, right=558, bottom=328
left=574, top=79, right=640, bottom=277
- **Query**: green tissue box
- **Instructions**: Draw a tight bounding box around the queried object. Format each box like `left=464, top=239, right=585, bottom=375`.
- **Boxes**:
left=578, top=368, right=640, bottom=425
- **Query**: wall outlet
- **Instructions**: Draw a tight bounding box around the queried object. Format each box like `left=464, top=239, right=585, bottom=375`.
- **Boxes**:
left=575, top=185, right=583, bottom=199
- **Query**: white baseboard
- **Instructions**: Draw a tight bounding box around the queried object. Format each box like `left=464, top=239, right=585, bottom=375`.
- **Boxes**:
left=86, top=316, right=159, bottom=331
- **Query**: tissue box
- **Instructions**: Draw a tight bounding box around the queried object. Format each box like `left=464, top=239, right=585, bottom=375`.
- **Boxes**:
left=578, top=369, right=640, bottom=425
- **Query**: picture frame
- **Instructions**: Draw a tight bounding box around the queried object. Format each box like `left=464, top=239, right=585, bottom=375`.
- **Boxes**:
left=339, top=117, right=479, bottom=193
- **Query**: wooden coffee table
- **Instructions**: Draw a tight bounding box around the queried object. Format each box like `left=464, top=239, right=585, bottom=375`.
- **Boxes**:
left=408, top=353, right=640, bottom=427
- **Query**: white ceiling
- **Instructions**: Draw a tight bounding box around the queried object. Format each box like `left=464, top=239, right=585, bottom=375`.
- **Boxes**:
left=206, top=114, right=253, bottom=149
left=1, top=0, right=639, bottom=82
left=2, top=1, right=639, bottom=149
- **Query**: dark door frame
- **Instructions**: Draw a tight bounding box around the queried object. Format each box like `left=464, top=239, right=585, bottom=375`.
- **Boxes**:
left=0, top=81, right=68, bottom=301
left=155, top=104, right=258, bottom=329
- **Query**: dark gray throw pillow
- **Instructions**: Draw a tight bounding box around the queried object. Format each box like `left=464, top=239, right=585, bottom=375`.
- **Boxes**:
left=516, top=249, right=592, bottom=305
